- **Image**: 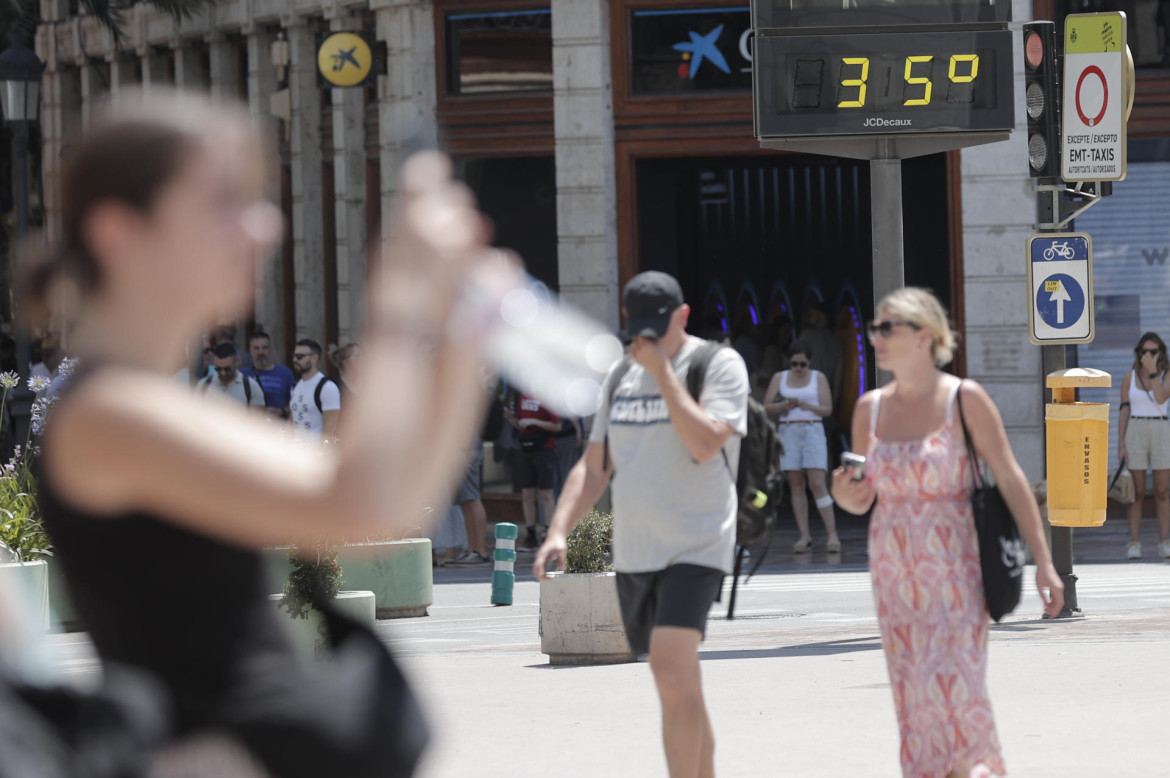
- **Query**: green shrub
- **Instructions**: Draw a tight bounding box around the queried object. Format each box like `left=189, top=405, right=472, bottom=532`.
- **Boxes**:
left=564, top=510, right=614, bottom=574
left=279, top=540, right=343, bottom=619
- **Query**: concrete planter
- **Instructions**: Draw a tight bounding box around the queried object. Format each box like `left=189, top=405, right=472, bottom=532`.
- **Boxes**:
left=269, top=590, right=376, bottom=662
left=539, top=572, right=636, bottom=666
left=264, top=538, right=433, bottom=619
left=0, top=560, right=49, bottom=632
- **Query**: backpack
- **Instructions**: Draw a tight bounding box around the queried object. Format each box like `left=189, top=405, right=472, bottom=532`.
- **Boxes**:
left=314, top=376, right=338, bottom=414
left=200, top=373, right=254, bottom=404
left=604, top=341, right=783, bottom=619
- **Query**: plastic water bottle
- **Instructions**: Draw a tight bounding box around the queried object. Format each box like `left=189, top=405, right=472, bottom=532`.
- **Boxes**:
left=449, top=272, right=623, bottom=417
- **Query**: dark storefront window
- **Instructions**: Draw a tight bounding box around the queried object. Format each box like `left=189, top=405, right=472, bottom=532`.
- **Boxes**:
left=752, top=0, right=1009, bottom=29
left=1058, top=1, right=1170, bottom=69
left=630, top=7, right=753, bottom=94
left=445, top=9, right=553, bottom=95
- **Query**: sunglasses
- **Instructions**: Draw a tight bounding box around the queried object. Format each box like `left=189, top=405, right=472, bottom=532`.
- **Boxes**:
left=867, top=320, right=921, bottom=339
left=1140, top=348, right=1161, bottom=356
left=789, top=360, right=809, bottom=368
left=292, top=353, right=313, bottom=360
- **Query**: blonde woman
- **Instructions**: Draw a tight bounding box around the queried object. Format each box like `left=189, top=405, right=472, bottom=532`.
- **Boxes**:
left=832, top=287, right=1062, bottom=778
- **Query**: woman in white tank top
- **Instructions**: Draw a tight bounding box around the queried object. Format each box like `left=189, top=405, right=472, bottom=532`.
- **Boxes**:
left=763, top=339, right=840, bottom=553
left=1118, top=332, right=1170, bottom=560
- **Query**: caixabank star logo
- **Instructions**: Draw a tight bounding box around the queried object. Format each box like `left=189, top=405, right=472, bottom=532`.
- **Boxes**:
left=671, top=24, right=731, bottom=79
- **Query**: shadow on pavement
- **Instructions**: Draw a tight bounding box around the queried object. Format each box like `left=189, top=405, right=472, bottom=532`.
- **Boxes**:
left=700, top=635, right=883, bottom=660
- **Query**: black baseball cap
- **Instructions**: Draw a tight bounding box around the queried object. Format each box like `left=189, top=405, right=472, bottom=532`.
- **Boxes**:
left=623, top=271, right=684, bottom=339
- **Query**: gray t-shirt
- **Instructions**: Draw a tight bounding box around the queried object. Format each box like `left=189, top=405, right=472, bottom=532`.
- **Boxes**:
left=590, top=337, right=750, bottom=574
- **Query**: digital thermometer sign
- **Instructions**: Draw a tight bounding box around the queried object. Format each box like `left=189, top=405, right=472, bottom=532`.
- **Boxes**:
left=753, top=29, right=1015, bottom=138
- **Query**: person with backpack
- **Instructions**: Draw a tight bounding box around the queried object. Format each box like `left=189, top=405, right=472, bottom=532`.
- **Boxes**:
left=533, top=271, right=748, bottom=778
left=200, top=341, right=264, bottom=409
left=289, top=339, right=341, bottom=440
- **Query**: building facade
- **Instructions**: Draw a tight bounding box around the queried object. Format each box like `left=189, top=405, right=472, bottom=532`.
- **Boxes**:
left=32, top=0, right=1170, bottom=480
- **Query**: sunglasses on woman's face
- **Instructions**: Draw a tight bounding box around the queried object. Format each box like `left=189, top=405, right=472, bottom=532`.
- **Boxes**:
left=866, top=320, right=921, bottom=340
left=1140, top=348, right=1161, bottom=356
left=789, top=360, right=809, bottom=368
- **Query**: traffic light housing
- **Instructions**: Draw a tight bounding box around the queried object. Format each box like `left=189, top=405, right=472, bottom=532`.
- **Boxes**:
left=1023, top=21, right=1061, bottom=178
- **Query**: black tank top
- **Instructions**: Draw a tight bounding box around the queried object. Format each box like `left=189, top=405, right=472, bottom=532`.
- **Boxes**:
left=37, top=364, right=428, bottom=776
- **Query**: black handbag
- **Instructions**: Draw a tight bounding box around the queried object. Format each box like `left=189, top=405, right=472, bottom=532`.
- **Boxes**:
left=956, top=382, right=1025, bottom=622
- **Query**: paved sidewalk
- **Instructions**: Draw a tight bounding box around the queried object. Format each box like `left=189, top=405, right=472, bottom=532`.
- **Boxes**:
left=405, top=553, right=1170, bottom=778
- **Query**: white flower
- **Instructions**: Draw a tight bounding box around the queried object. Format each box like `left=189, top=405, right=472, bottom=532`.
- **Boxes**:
left=0, top=372, right=18, bottom=390
left=57, top=357, right=79, bottom=378
left=27, top=376, right=50, bottom=393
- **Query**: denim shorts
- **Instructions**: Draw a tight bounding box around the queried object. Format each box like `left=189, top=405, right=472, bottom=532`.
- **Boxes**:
left=778, top=422, right=828, bottom=472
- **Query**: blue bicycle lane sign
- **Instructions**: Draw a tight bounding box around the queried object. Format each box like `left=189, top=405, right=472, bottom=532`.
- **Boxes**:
left=1026, top=232, right=1094, bottom=345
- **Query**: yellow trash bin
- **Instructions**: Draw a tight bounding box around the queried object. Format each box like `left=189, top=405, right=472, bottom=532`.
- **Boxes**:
left=1045, top=369, right=1112, bottom=528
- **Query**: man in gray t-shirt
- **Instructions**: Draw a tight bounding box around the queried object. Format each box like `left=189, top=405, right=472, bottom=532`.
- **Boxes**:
left=534, top=271, right=748, bottom=778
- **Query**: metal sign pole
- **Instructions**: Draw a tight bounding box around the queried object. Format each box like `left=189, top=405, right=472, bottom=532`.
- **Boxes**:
left=871, top=152, right=904, bottom=386
left=1037, top=185, right=1080, bottom=617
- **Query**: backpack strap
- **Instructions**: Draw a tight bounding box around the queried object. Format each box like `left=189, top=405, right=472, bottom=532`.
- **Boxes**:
left=602, top=357, right=634, bottom=472
left=314, top=376, right=337, bottom=415
left=685, top=341, right=723, bottom=403
left=243, top=374, right=254, bottom=405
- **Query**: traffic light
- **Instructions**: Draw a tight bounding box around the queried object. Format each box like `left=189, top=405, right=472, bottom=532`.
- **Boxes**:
left=1023, top=21, right=1060, bottom=178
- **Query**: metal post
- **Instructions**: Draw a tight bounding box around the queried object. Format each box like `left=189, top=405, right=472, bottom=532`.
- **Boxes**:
left=1036, top=181, right=1080, bottom=617
left=1042, top=344, right=1080, bottom=616
left=871, top=155, right=904, bottom=385
left=9, top=122, right=34, bottom=452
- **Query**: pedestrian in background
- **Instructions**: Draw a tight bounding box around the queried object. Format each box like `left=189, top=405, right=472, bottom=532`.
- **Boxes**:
left=1117, top=331, right=1170, bottom=559
left=289, top=338, right=341, bottom=440
left=28, top=90, right=502, bottom=775
left=763, top=339, right=840, bottom=554
left=199, top=341, right=264, bottom=409
left=832, top=287, right=1062, bottom=778
left=244, top=331, right=295, bottom=419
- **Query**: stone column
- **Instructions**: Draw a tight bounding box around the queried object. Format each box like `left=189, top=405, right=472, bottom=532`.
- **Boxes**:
left=140, top=47, right=172, bottom=88
left=108, top=57, right=138, bottom=93
left=374, top=1, right=438, bottom=256
left=79, top=59, right=109, bottom=128
left=246, top=25, right=289, bottom=357
left=551, top=0, right=619, bottom=330
left=958, top=0, right=1044, bottom=480
left=173, top=43, right=207, bottom=89
left=286, top=19, right=327, bottom=344
left=330, top=15, right=369, bottom=345
left=208, top=35, right=241, bottom=101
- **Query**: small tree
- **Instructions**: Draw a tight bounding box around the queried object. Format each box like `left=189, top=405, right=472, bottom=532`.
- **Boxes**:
left=279, top=538, right=342, bottom=620
left=564, top=510, right=614, bottom=574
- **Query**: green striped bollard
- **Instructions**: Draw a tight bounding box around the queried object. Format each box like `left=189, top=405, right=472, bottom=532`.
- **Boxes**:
left=492, top=523, right=518, bottom=605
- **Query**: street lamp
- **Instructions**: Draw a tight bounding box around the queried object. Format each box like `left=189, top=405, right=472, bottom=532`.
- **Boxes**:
left=0, top=32, right=45, bottom=452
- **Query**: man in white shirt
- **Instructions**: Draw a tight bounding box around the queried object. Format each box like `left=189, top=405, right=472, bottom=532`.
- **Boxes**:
left=200, top=342, right=264, bottom=409
left=534, top=271, right=749, bottom=778
left=289, top=339, right=341, bottom=439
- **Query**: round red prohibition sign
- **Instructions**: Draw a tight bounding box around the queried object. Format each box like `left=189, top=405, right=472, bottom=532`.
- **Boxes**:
left=1075, top=65, right=1108, bottom=127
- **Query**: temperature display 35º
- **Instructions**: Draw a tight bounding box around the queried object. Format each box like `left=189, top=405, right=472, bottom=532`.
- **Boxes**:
left=753, top=29, right=1015, bottom=138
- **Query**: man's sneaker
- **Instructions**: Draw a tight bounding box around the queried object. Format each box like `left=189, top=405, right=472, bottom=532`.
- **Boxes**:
left=1126, top=541, right=1142, bottom=560
left=452, top=551, right=492, bottom=567
left=1159, top=540, right=1170, bottom=559
left=521, top=531, right=539, bottom=550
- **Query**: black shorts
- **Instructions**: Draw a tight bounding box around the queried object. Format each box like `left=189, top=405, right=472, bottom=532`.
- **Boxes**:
left=616, top=564, right=725, bottom=657
left=516, top=448, right=557, bottom=490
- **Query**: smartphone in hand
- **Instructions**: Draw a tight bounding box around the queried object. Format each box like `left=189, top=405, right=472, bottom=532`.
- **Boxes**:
left=841, top=452, right=867, bottom=481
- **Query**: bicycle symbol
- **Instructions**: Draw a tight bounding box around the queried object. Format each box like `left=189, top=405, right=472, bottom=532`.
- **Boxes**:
left=1043, top=241, right=1076, bottom=261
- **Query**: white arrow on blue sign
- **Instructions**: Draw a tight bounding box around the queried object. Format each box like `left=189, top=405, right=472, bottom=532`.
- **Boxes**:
left=1026, top=233, right=1094, bottom=345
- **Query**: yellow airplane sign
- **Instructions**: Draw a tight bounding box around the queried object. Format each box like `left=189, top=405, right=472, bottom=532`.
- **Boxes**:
left=317, top=32, right=374, bottom=88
